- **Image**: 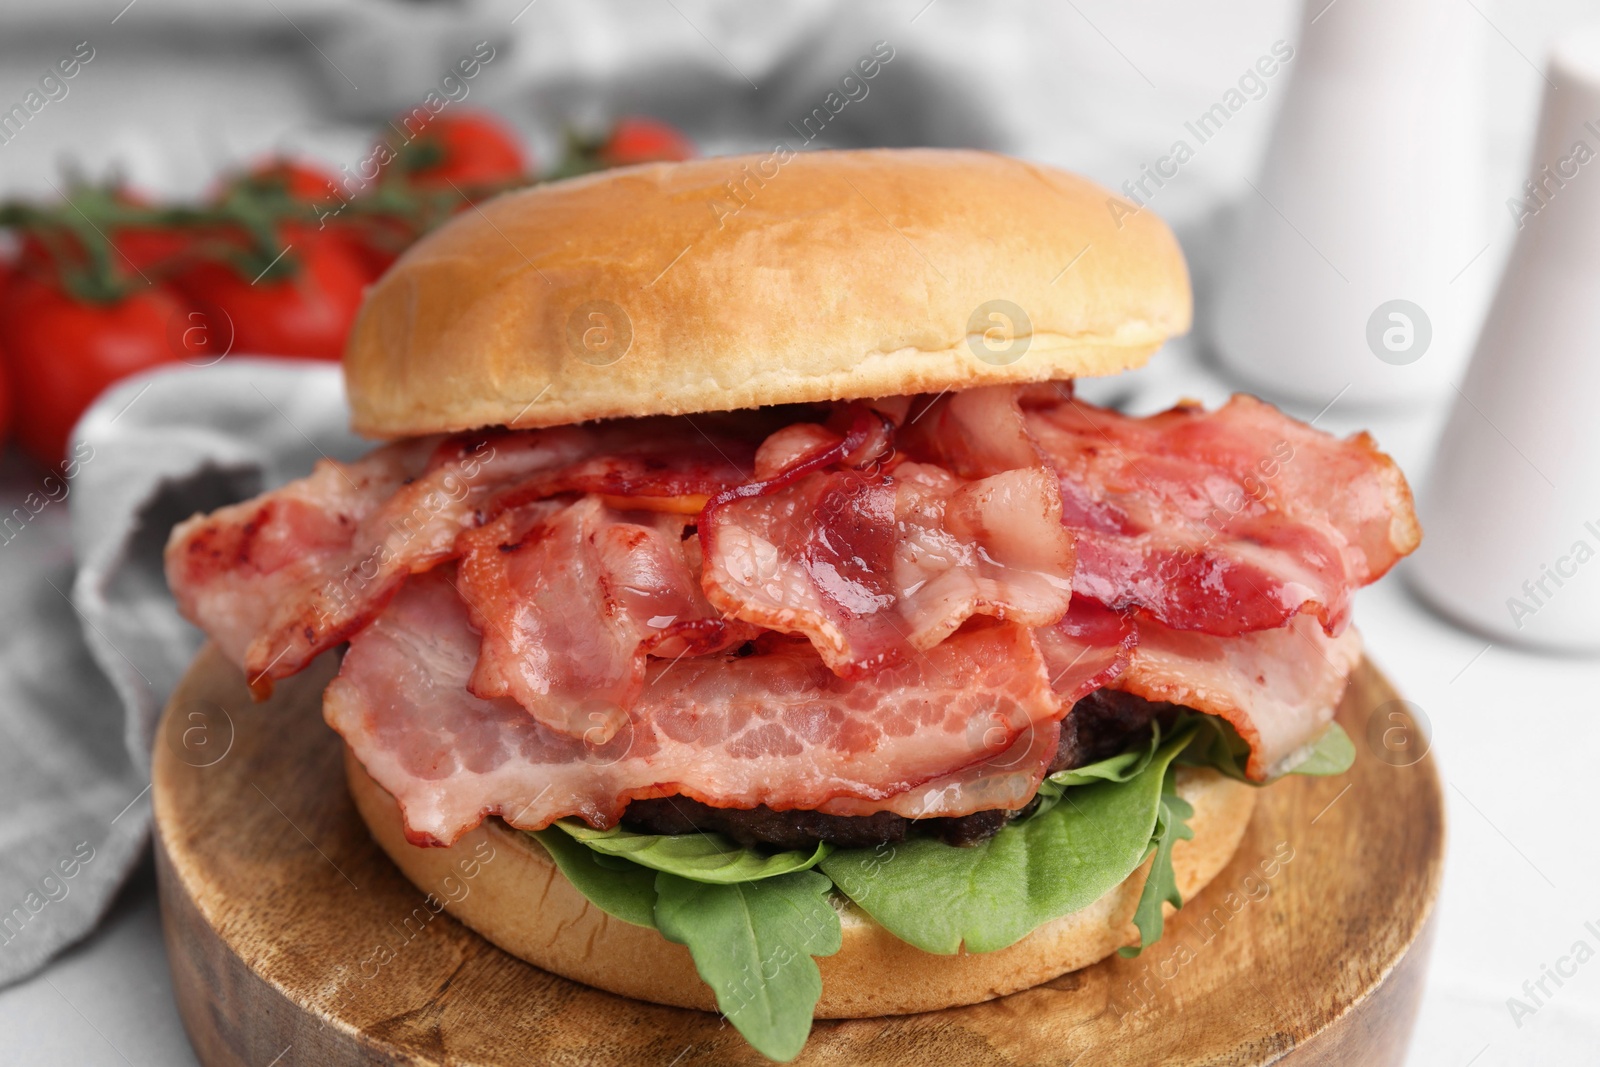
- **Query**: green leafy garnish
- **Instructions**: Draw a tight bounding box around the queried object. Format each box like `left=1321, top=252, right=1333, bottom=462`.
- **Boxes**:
left=1031, top=726, right=1162, bottom=817
left=552, top=819, right=830, bottom=884
left=1047, top=729, right=1160, bottom=787
left=1284, top=721, right=1356, bottom=776
left=654, top=870, right=842, bottom=1062
left=1119, top=767, right=1196, bottom=957
left=818, top=726, right=1197, bottom=954
left=526, top=828, right=658, bottom=928
left=1177, top=713, right=1355, bottom=780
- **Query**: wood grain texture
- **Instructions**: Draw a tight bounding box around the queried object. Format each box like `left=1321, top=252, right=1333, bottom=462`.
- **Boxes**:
left=152, top=644, right=1444, bottom=1067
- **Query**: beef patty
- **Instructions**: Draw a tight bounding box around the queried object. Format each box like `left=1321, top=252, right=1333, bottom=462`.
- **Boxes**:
left=619, top=689, right=1181, bottom=850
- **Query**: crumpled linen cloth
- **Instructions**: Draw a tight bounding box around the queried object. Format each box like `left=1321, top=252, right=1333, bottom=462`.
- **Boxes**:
left=0, top=360, right=357, bottom=985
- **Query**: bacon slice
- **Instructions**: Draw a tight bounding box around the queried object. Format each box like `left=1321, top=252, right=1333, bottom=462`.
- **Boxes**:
left=1112, top=614, right=1363, bottom=780
left=752, top=423, right=846, bottom=480
left=325, top=572, right=1064, bottom=846
left=900, top=384, right=1045, bottom=477
left=903, top=384, right=1419, bottom=638
left=1027, top=393, right=1417, bottom=637
left=481, top=419, right=757, bottom=517
left=815, top=717, right=1062, bottom=819
left=165, top=430, right=600, bottom=692
left=1035, top=596, right=1139, bottom=704
left=165, top=450, right=415, bottom=680
left=819, top=598, right=1135, bottom=820
left=700, top=462, right=1076, bottom=677
left=456, top=498, right=753, bottom=741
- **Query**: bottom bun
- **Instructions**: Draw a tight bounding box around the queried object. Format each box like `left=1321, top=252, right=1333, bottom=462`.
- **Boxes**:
left=345, top=747, right=1255, bottom=1018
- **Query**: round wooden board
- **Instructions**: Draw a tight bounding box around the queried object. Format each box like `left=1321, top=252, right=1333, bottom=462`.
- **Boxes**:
left=152, top=644, right=1443, bottom=1066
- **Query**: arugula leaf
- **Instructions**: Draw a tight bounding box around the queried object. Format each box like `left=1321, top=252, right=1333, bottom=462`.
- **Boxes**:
left=1118, top=767, right=1195, bottom=957
left=552, top=819, right=830, bottom=884
left=820, top=727, right=1197, bottom=954
left=525, top=829, right=658, bottom=928
left=653, top=870, right=842, bottom=1062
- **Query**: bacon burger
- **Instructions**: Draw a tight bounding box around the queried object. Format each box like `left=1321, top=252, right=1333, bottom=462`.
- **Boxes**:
left=165, top=149, right=1420, bottom=1062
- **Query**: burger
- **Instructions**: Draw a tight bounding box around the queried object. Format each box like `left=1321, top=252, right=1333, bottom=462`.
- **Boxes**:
left=164, top=149, right=1420, bottom=1061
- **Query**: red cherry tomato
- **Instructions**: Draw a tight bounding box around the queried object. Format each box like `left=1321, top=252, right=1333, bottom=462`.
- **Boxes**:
left=392, top=111, right=529, bottom=188
left=169, top=227, right=368, bottom=361
left=0, top=264, right=9, bottom=448
left=0, top=277, right=188, bottom=464
left=0, top=348, right=11, bottom=452
left=600, top=117, right=696, bottom=167
left=339, top=217, right=414, bottom=280
left=112, top=224, right=197, bottom=276
left=16, top=227, right=84, bottom=276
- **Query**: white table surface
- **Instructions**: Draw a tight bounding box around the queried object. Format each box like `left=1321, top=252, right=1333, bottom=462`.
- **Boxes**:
left=0, top=343, right=1595, bottom=1067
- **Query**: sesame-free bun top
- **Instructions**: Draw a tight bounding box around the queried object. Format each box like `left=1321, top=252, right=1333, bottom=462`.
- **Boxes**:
left=344, top=148, right=1191, bottom=437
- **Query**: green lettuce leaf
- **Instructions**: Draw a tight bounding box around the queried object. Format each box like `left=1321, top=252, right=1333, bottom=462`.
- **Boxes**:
left=654, top=870, right=842, bottom=1062
left=552, top=819, right=830, bottom=884
left=1047, top=728, right=1160, bottom=787
left=1285, top=721, right=1356, bottom=776
left=1031, top=726, right=1162, bottom=817
left=1118, top=767, right=1195, bottom=957
left=1177, top=713, right=1355, bottom=781
left=525, top=829, right=658, bottom=928
left=819, top=726, right=1197, bottom=954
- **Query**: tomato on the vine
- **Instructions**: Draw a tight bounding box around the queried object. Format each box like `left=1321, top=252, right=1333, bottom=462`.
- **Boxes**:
left=0, top=276, right=189, bottom=463
left=169, top=226, right=368, bottom=361
left=392, top=111, right=529, bottom=189
left=600, top=117, right=696, bottom=167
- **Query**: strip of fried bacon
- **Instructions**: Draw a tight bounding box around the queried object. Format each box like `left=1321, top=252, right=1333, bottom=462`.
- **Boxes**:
left=904, top=384, right=1420, bottom=636
left=167, top=420, right=757, bottom=694
left=456, top=497, right=754, bottom=742
left=324, top=571, right=1062, bottom=845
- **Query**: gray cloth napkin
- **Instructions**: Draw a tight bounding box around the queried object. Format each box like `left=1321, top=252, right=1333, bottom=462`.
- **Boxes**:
left=0, top=360, right=360, bottom=986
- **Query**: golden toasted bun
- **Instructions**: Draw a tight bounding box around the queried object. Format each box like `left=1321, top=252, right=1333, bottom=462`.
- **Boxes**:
left=344, top=149, right=1191, bottom=438
left=345, top=748, right=1252, bottom=1018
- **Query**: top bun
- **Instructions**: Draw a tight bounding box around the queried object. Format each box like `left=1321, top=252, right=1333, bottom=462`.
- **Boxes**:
left=344, top=148, right=1191, bottom=437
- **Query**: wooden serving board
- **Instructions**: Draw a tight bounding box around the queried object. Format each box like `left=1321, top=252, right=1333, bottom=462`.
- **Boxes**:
left=152, top=644, right=1443, bottom=1066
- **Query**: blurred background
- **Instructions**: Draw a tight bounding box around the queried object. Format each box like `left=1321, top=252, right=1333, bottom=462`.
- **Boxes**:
left=1, top=1, right=1598, bottom=1064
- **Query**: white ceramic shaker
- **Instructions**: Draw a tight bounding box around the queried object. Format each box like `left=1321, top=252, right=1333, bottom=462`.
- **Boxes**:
left=1209, top=0, right=1490, bottom=408
left=1409, top=27, right=1600, bottom=652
